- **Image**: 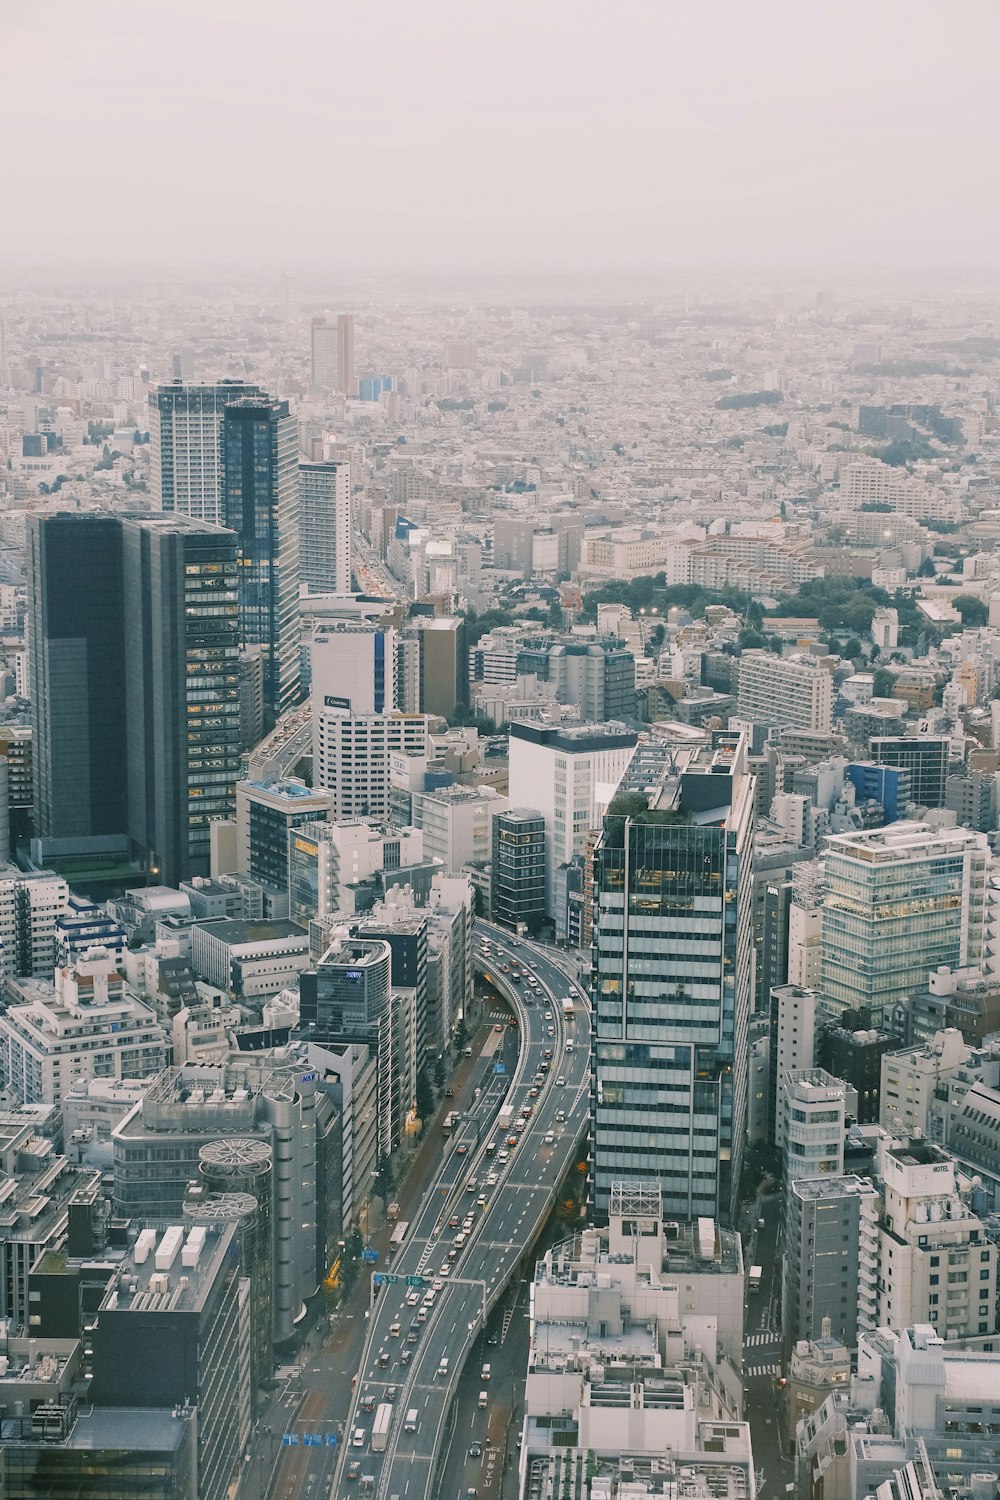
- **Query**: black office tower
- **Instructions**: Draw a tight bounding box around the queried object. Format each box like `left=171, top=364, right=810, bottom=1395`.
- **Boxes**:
left=28, top=514, right=128, bottom=841
left=122, top=516, right=242, bottom=886
left=222, top=398, right=300, bottom=729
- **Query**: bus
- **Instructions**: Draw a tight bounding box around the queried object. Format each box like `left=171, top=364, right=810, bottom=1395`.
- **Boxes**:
left=389, top=1222, right=409, bottom=1257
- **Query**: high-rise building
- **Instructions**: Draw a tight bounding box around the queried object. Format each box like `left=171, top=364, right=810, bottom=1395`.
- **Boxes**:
left=311, top=621, right=397, bottom=715
left=491, top=808, right=546, bottom=931
left=338, top=312, right=355, bottom=396
left=310, top=317, right=338, bottom=389
left=401, top=616, right=468, bottom=719
left=222, top=397, right=300, bottom=727
left=737, top=652, right=834, bottom=732
left=29, top=514, right=241, bottom=886
left=121, top=515, right=242, bottom=885
left=234, top=777, right=331, bottom=896
left=871, top=736, right=950, bottom=809
left=148, top=380, right=261, bottom=525
left=820, top=823, right=990, bottom=1026
left=782, top=1175, right=879, bottom=1351
left=778, top=1067, right=848, bottom=1176
left=313, top=710, right=429, bottom=820
left=299, top=461, right=352, bottom=594
left=508, top=721, right=638, bottom=916
left=28, top=513, right=127, bottom=842
left=591, top=732, right=755, bottom=1224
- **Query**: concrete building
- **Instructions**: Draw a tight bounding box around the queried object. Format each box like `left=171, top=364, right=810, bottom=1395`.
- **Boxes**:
left=310, top=620, right=398, bottom=716
left=0, top=868, right=69, bottom=980
left=313, top=710, right=429, bottom=820
left=779, top=1068, right=848, bottom=1177
left=235, top=777, right=331, bottom=900
left=0, top=947, right=167, bottom=1106
left=871, top=736, right=950, bottom=809
left=508, top=720, right=637, bottom=915
left=412, top=783, right=504, bottom=875
left=491, top=807, right=546, bottom=931
left=298, top=460, right=351, bottom=595
left=880, top=1029, right=972, bottom=1139
left=786, top=1319, right=852, bottom=1449
left=189, top=917, right=309, bottom=1000
left=592, top=732, right=754, bottom=1225
left=287, top=819, right=424, bottom=938
left=820, top=823, right=990, bottom=1026
left=148, top=379, right=261, bottom=525
left=782, top=1175, right=880, bottom=1352
left=737, top=652, right=834, bottom=732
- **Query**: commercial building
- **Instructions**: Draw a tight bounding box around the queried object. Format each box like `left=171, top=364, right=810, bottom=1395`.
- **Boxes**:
left=402, top=615, right=468, bottom=718
left=287, top=818, right=424, bottom=935
left=871, top=736, right=950, bottom=809
left=190, top=917, right=309, bottom=999
left=309, top=316, right=338, bottom=390
left=591, top=732, right=755, bottom=1224
left=880, top=1029, right=971, bottom=1139
left=148, top=379, right=261, bottom=525
left=779, top=1068, right=848, bottom=1177
left=508, top=720, right=637, bottom=915
left=313, top=709, right=429, bottom=820
left=311, top=620, right=397, bottom=715
left=298, top=460, right=351, bottom=595
left=90, top=1221, right=250, bottom=1500
left=0, top=947, right=167, bottom=1105
left=819, top=823, right=990, bottom=1026
left=491, top=807, right=546, bottom=930
left=222, top=397, right=300, bottom=727
left=737, top=652, right=833, bottom=732
left=111, top=1058, right=333, bottom=1345
left=235, top=777, right=330, bottom=899
left=413, top=783, right=503, bottom=875
left=782, top=1175, right=880, bottom=1351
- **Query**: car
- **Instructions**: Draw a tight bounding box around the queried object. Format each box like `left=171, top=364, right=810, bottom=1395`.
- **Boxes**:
left=557, top=1075, right=566, bottom=1086
left=386, top=1386, right=398, bottom=1402
left=449, top=1216, right=460, bottom=1228
left=389, top=1322, right=401, bottom=1337
left=417, top=1306, right=428, bottom=1323
left=547, top=1027, right=555, bottom=1037
left=494, top=1024, right=504, bottom=1033
left=466, top=1179, right=478, bottom=1193
left=432, top=1278, right=444, bottom=1292
left=377, top=1349, right=390, bottom=1367
left=486, top=1172, right=498, bottom=1186
left=440, top=1263, right=452, bottom=1276
left=444, top=1087, right=455, bottom=1098
left=456, top=1143, right=467, bottom=1155
left=528, top=1087, right=539, bottom=1098
left=487, top=1332, right=498, bottom=1345
left=359, top=1393, right=376, bottom=1412
left=401, top=1349, right=412, bottom=1366
left=352, top=1427, right=365, bottom=1448
left=463, top=1046, right=473, bottom=1056
left=497, top=1149, right=509, bottom=1162
left=406, top=1328, right=419, bottom=1343
left=347, top=1461, right=361, bottom=1481
left=406, top=1290, right=420, bottom=1306
left=469, top=1442, right=483, bottom=1458
left=506, top=1135, right=518, bottom=1146
left=555, top=1109, right=566, bottom=1123
left=544, top=1049, right=553, bottom=1060
left=544, top=1131, right=555, bottom=1145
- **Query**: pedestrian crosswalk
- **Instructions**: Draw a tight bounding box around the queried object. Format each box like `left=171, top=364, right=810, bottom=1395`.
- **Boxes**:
left=745, top=1331, right=776, bottom=1347
left=745, top=1362, right=781, bottom=1378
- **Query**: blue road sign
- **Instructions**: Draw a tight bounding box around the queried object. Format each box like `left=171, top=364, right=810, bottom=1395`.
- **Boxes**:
left=303, top=1433, right=322, bottom=1447
left=282, top=1433, right=298, bottom=1446
left=326, top=1434, right=338, bottom=1448
left=494, top=1062, right=506, bottom=1074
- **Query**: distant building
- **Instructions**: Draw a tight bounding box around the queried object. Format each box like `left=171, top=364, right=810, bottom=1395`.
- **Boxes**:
left=148, top=379, right=261, bottom=525
left=871, top=736, right=950, bottom=809
left=298, top=461, right=351, bottom=595
left=737, top=652, right=833, bottom=733
left=491, top=807, right=546, bottom=931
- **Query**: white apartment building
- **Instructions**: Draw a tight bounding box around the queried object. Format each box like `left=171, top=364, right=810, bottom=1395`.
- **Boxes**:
left=875, top=1140, right=997, bottom=1340
left=779, top=1068, right=848, bottom=1171
left=772, top=985, right=823, bottom=1127
left=737, top=652, right=834, bottom=732
left=840, top=460, right=961, bottom=523
left=880, top=1028, right=971, bottom=1140
left=0, top=870, right=70, bottom=981
left=507, top=720, right=637, bottom=915
left=412, top=784, right=506, bottom=875
left=148, top=380, right=260, bottom=525
left=298, top=460, right=351, bottom=595
left=313, top=710, right=429, bottom=821
left=287, top=818, right=425, bottom=930
left=0, top=947, right=167, bottom=1105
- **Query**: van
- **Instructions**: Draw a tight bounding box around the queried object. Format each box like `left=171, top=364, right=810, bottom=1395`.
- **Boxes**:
left=436, top=1357, right=449, bottom=1378
left=453, top=1232, right=467, bottom=1248
left=544, top=1131, right=554, bottom=1145
left=404, top=1409, right=418, bottom=1433
left=565, top=1039, right=575, bottom=1052
left=481, top=1363, right=491, bottom=1381
left=478, top=1390, right=488, bottom=1408
left=352, top=1428, right=365, bottom=1448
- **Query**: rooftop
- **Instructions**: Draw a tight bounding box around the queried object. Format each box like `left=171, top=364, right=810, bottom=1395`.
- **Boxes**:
left=192, top=917, right=307, bottom=946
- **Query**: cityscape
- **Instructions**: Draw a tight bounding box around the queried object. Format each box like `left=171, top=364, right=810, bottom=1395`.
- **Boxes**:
left=3, top=6, right=1000, bottom=1500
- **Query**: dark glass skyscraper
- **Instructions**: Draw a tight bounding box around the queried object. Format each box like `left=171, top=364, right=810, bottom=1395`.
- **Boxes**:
left=28, top=514, right=128, bottom=841
left=28, top=513, right=240, bottom=886
left=222, top=397, right=300, bottom=728
left=591, top=731, right=755, bottom=1226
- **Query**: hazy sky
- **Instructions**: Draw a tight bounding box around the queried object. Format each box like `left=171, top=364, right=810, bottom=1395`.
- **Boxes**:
left=3, top=0, right=999, bottom=271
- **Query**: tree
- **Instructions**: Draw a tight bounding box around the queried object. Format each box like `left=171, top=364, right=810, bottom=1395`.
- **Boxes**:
left=454, top=1017, right=469, bottom=1051
left=373, top=1154, right=394, bottom=1203
left=953, top=594, right=989, bottom=627
left=843, top=637, right=863, bottom=660
left=433, top=1055, right=446, bottom=1093
left=415, top=1067, right=434, bottom=1123
left=872, top=667, right=897, bottom=697
left=917, top=556, right=937, bottom=578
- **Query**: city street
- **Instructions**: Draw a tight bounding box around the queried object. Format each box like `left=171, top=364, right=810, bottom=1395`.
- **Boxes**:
left=742, top=1191, right=794, bottom=1500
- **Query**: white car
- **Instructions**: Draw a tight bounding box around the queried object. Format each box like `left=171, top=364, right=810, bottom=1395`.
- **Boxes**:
left=557, top=1075, right=566, bottom=1086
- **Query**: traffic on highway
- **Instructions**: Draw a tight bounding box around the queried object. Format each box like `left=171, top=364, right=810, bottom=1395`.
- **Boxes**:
left=330, top=921, right=591, bottom=1500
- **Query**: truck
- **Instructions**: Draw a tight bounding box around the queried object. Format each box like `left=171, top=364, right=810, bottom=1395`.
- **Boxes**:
left=387, top=1201, right=400, bottom=1222
left=443, top=1111, right=460, bottom=1135
left=372, top=1403, right=393, bottom=1453
left=561, top=998, right=575, bottom=1017
left=748, top=1265, right=763, bottom=1295
left=497, top=1104, right=514, bottom=1131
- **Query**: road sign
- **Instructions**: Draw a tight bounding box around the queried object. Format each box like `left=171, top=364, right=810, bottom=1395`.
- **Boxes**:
left=375, top=1272, right=400, bottom=1286
left=405, top=1274, right=425, bottom=1287
left=326, top=1434, right=338, bottom=1448
left=361, top=1248, right=379, bottom=1264
left=282, top=1434, right=299, bottom=1446
left=494, top=1063, right=506, bottom=1074
left=303, top=1433, right=322, bottom=1447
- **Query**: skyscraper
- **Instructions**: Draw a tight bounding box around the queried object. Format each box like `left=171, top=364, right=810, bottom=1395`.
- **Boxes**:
left=121, top=516, right=242, bottom=885
left=591, top=731, right=755, bottom=1225
left=28, top=513, right=241, bottom=886
left=310, top=317, right=338, bottom=389
left=222, top=397, right=300, bottom=727
left=28, top=513, right=127, bottom=841
left=299, top=460, right=352, bottom=594
left=338, top=312, right=356, bottom=396
left=148, top=380, right=261, bottom=525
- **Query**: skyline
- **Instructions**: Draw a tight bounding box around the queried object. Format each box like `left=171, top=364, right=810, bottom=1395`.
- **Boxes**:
left=3, top=0, right=1000, bottom=271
